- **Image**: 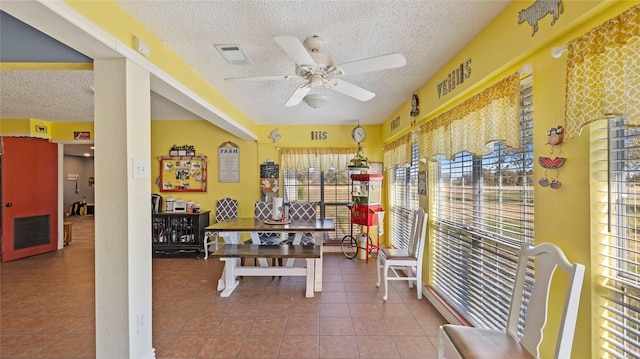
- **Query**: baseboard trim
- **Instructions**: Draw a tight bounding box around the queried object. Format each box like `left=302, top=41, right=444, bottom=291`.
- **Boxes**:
left=143, top=348, right=156, bottom=359
left=423, top=286, right=472, bottom=327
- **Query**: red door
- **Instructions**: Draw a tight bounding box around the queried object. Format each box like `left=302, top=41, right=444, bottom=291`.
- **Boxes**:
left=1, top=137, right=58, bottom=262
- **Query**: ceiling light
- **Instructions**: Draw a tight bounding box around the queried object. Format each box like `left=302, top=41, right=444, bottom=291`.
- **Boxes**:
left=303, top=94, right=328, bottom=109
left=214, top=44, right=251, bottom=65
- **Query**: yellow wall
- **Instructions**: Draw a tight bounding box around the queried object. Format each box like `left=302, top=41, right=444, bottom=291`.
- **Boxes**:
left=380, top=1, right=640, bottom=358
left=5, top=0, right=640, bottom=357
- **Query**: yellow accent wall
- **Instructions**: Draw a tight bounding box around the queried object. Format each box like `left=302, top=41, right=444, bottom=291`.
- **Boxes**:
left=381, top=1, right=640, bottom=358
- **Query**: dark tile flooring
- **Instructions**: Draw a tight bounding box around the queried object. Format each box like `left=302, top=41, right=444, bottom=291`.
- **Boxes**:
left=0, top=216, right=446, bottom=358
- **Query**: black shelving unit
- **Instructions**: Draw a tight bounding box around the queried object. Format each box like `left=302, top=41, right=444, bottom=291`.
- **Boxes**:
left=152, top=211, right=210, bottom=257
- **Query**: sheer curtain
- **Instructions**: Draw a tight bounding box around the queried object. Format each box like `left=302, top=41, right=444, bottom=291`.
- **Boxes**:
left=280, top=148, right=356, bottom=171
left=564, top=4, right=640, bottom=140
left=418, top=73, right=522, bottom=160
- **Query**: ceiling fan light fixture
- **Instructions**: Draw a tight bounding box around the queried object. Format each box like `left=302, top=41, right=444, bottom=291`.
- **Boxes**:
left=303, top=94, right=328, bottom=109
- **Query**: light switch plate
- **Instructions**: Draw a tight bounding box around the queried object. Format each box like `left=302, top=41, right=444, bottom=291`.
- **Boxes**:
left=133, top=158, right=149, bottom=179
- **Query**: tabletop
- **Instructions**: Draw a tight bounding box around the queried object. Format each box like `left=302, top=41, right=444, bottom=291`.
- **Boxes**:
left=205, top=218, right=335, bottom=232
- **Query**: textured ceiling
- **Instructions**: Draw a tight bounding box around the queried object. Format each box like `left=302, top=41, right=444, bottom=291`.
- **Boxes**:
left=0, top=1, right=511, bottom=129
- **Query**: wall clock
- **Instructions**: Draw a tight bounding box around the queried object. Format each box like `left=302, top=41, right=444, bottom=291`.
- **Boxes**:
left=352, top=125, right=366, bottom=143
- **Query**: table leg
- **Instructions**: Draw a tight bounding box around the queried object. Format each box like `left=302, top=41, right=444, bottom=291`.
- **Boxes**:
left=220, top=258, right=240, bottom=297
left=251, top=232, right=269, bottom=267
left=305, top=258, right=314, bottom=297
left=285, top=232, right=304, bottom=267
left=315, top=233, right=323, bottom=292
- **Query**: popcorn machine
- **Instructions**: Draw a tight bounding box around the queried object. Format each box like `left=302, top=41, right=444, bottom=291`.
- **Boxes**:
left=345, top=173, right=384, bottom=262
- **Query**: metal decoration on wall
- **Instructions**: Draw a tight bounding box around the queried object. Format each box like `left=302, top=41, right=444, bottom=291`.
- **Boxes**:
left=518, top=0, right=563, bottom=36
left=269, top=128, right=281, bottom=143
left=410, top=94, right=420, bottom=117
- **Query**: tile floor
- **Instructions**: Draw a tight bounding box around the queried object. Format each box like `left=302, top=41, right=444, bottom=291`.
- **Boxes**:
left=0, top=216, right=446, bottom=358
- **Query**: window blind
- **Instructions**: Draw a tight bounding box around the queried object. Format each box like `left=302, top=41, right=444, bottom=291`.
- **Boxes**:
left=594, top=118, right=640, bottom=358
left=390, top=141, right=420, bottom=250
left=432, top=79, right=534, bottom=332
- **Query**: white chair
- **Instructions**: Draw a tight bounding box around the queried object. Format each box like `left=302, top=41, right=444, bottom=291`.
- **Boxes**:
left=203, top=198, right=237, bottom=259
left=376, top=208, right=428, bottom=301
left=437, top=242, right=585, bottom=359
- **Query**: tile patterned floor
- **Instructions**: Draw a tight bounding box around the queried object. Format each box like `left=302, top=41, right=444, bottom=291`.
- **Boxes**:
left=0, top=216, right=446, bottom=358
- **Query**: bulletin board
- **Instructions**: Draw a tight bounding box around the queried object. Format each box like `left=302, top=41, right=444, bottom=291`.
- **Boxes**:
left=158, top=155, right=207, bottom=192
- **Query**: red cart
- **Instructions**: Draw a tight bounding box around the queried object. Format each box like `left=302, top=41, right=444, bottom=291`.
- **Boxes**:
left=341, top=174, right=384, bottom=262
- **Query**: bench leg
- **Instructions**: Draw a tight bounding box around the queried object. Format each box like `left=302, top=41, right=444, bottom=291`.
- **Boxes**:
left=305, top=258, right=315, bottom=298
left=220, top=258, right=240, bottom=297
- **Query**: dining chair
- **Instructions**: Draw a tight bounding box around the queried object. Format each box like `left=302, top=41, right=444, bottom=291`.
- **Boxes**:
left=282, top=201, right=318, bottom=245
left=376, top=208, right=427, bottom=301
left=203, top=197, right=238, bottom=259
left=250, top=201, right=281, bottom=245
left=437, top=242, right=585, bottom=359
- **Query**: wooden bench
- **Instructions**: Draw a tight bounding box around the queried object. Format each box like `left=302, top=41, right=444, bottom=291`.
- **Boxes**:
left=210, top=244, right=321, bottom=298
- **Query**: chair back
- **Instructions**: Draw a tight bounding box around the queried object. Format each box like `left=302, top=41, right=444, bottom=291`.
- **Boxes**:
left=413, top=209, right=428, bottom=268
left=506, top=242, right=585, bottom=358
left=254, top=201, right=272, bottom=220
left=406, top=209, right=423, bottom=257
left=216, top=198, right=238, bottom=222
left=288, top=202, right=318, bottom=220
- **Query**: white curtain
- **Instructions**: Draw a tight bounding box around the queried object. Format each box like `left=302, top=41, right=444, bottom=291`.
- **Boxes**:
left=280, top=147, right=356, bottom=171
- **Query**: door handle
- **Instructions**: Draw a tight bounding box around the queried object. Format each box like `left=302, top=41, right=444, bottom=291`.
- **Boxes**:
left=4, top=203, right=12, bottom=207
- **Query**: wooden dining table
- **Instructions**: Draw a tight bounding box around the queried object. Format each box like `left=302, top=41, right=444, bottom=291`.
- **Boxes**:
left=204, top=218, right=335, bottom=293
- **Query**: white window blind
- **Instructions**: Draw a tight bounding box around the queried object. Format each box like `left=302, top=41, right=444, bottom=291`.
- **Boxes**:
left=390, top=141, right=420, bottom=250
left=432, top=80, right=534, bottom=331
left=594, top=117, right=640, bottom=358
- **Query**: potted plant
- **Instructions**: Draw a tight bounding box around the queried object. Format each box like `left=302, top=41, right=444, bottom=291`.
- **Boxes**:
left=349, top=146, right=368, bottom=169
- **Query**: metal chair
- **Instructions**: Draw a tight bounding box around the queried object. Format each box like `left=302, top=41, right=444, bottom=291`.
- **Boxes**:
left=203, top=198, right=237, bottom=259
left=376, top=208, right=428, bottom=301
left=437, top=242, right=585, bottom=359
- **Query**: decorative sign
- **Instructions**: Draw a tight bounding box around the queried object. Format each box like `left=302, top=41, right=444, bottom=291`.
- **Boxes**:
left=260, top=163, right=279, bottom=179
left=34, top=124, right=48, bottom=134
left=218, top=141, right=239, bottom=183
left=437, top=58, right=471, bottom=98
left=390, top=116, right=401, bottom=132
left=169, top=144, right=196, bottom=156
left=67, top=173, right=79, bottom=181
left=311, top=131, right=327, bottom=140
left=518, top=0, right=563, bottom=36
left=74, top=131, right=91, bottom=140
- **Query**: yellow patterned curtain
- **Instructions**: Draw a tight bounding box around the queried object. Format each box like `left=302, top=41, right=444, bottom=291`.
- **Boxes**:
left=280, top=147, right=356, bottom=171
left=383, top=132, right=412, bottom=169
left=565, top=5, right=640, bottom=140
left=419, top=73, right=521, bottom=160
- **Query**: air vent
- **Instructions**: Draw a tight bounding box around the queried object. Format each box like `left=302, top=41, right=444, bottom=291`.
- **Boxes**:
left=214, top=44, right=251, bottom=65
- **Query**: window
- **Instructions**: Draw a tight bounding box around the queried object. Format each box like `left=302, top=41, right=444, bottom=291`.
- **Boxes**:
left=390, top=140, right=420, bottom=250
left=432, top=80, right=534, bottom=331
left=282, top=167, right=357, bottom=242
left=595, top=117, right=640, bottom=358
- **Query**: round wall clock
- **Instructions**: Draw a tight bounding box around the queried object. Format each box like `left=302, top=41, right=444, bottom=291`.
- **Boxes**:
left=352, top=126, right=366, bottom=143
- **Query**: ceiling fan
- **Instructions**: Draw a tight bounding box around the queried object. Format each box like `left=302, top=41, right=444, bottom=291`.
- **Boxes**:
left=224, top=35, right=406, bottom=107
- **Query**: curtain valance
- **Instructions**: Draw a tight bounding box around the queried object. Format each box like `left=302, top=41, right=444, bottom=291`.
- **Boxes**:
left=564, top=5, right=640, bottom=140
left=280, top=147, right=356, bottom=171
left=418, top=73, right=521, bottom=160
left=383, top=132, right=412, bottom=169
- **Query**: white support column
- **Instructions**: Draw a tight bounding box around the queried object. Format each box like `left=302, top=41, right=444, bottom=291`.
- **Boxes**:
left=94, top=58, right=154, bottom=359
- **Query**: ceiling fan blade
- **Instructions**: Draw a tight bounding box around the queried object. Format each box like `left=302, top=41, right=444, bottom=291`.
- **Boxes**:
left=225, top=75, right=296, bottom=82
left=336, top=53, right=406, bottom=76
left=285, top=84, right=311, bottom=107
left=328, top=79, right=375, bottom=101
left=273, top=36, right=317, bottom=66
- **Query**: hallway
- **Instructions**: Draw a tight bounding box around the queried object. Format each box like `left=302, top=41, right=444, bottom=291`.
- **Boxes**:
left=0, top=216, right=446, bottom=358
